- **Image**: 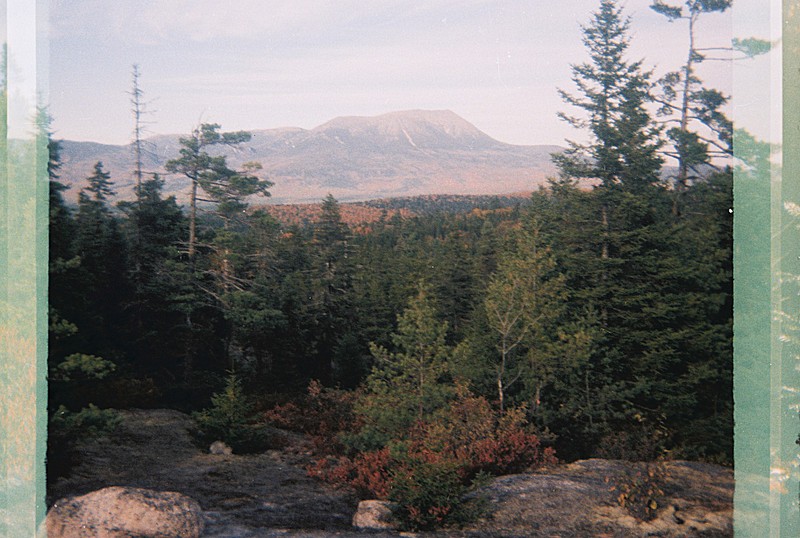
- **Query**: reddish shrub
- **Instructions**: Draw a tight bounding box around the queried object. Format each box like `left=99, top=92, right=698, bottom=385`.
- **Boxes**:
left=306, top=447, right=393, bottom=500
left=306, top=455, right=354, bottom=485
left=304, top=385, right=557, bottom=531
left=463, top=430, right=557, bottom=476
left=264, top=380, right=360, bottom=455
left=263, top=402, right=301, bottom=429
left=409, top=389, right=557, bottom=479
left=351, top=447, right=393, bottom=499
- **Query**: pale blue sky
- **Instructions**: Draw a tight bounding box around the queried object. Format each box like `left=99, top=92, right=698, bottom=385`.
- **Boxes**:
left=45, top=0, right=747, bottom=146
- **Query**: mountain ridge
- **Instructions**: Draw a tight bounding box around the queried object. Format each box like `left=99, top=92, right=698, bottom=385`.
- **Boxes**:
left=57, top=110, right=563, bottom=204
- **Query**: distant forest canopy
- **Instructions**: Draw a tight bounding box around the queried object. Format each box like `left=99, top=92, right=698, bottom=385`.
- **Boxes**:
left=252, top=193, right=533, bottom=229
left=44, top=0, right=738, bottom=489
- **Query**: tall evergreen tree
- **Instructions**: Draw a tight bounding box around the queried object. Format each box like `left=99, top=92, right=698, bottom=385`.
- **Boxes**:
left=554, top=0, right=663, bottom=192
left=46, top=112, right=83, bottom=368
left=554, top=0, right=665, bottom=337
left=311, top=194, right=356, bottom=384
left=73, top=162, right=129, bottom=359
left=164, top=124, right=271, bottom=378
left=164, top=123, right=270, bottom=258
left=219, top=211, right=286, bottom=383
left=118, top=176, right=188, bottom=378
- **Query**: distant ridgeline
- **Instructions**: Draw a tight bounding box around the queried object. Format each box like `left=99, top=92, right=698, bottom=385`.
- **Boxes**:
left=56, top=110, right=563, bottom=206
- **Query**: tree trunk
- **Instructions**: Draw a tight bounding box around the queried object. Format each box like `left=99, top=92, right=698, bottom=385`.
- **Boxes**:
left=188, top=179, right=198, bottom=258
left=673, top=12, right=697, bottom=216
left=498, top=336, right=508, bottom=413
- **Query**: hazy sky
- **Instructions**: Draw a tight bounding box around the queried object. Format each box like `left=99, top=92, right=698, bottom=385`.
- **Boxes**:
left=44, top=0, right=760, bottom=146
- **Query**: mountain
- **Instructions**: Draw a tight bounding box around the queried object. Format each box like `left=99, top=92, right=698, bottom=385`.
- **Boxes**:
left=56, top=110, right=563, bottom=204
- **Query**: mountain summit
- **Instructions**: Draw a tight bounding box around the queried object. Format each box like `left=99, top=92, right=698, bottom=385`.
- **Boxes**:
left=310, top=109, right=501, bottom=151
left=58, top=110, right=562, bottom=204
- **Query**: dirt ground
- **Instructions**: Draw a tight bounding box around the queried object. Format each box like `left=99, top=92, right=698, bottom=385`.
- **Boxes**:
left=47, top=409, right=733, bottom=537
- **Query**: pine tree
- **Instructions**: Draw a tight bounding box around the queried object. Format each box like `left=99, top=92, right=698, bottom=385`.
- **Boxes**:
left=164, top=124, right=271, bottom=377
left=46, top=112, right=84, bottom=366
left=47, top=143, right=121, bottom=477
left=553, top=0, right=665, bottom=347
left=82, top=161, right=115, bottom=201
left=649, top=0, right=733, bottom=213
left=312, top=194, right=354, bottom=385
left=118, top=175, right=188, bottom=377
left=164, top=123, right=271, bottom=258
left=74, top=162, right=129, bottom=358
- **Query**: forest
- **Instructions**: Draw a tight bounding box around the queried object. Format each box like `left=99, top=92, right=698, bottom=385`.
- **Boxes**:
left=43, top=0, right=739, bottom=530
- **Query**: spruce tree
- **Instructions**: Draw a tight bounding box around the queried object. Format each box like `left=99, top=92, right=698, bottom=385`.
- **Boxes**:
left=359, top=283, right=452, bottom=444
left=554, top=0, right=663, bottom=192
left=118, top=176, right=188, bottom=378
left=74, top=162, right=129, bottom=354
left=549, top=1, right=687, bottom=458
left=313, top=194, right=355, bottom=385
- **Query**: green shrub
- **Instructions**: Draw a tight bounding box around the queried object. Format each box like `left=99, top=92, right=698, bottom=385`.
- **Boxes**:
left=49, top=403, right=122, bottom=438
left=389, top=457, right=478, bottom=530
left=193, top=373, right=269, bottom=453
left=48, top=404, right=121, bottom=479
left=53, top=353, right=116, bottom=381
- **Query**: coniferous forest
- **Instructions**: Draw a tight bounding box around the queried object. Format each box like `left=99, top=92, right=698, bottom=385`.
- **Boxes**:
left=43, top=0, right=739, bottom=530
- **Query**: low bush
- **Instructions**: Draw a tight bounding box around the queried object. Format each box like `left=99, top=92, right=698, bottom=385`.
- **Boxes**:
left=389, top=457, right=477, bottom=530
left=264, top=379, right=360, bottom=455
left=48, top=404, right=121, bottom=479
left=307, top=386, right=556, bottom=530
left=424, top=390, right=557, bottom=478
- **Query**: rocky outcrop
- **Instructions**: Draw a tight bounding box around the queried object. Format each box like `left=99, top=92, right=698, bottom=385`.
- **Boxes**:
left=47, top=409, right=359, bottom=535
left=46, top=486, right=204, bottom=538
left=467, top=459, right=733, bottom=537
left=352, top=500, right=398, bottom=531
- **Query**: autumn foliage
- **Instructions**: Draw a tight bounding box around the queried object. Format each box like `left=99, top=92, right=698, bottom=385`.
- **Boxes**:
left=304, top=386, right=556, bottom=530
left=264, top=380, right=360, bottom=455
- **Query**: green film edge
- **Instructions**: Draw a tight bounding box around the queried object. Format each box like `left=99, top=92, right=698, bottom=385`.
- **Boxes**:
left=734, top=0, right=799, bottom=535
left=1, top=1, right=49, bottom=536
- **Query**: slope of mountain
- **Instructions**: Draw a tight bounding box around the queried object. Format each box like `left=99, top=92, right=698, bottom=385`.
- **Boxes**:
left=57, top=110, right=563, bottom=204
